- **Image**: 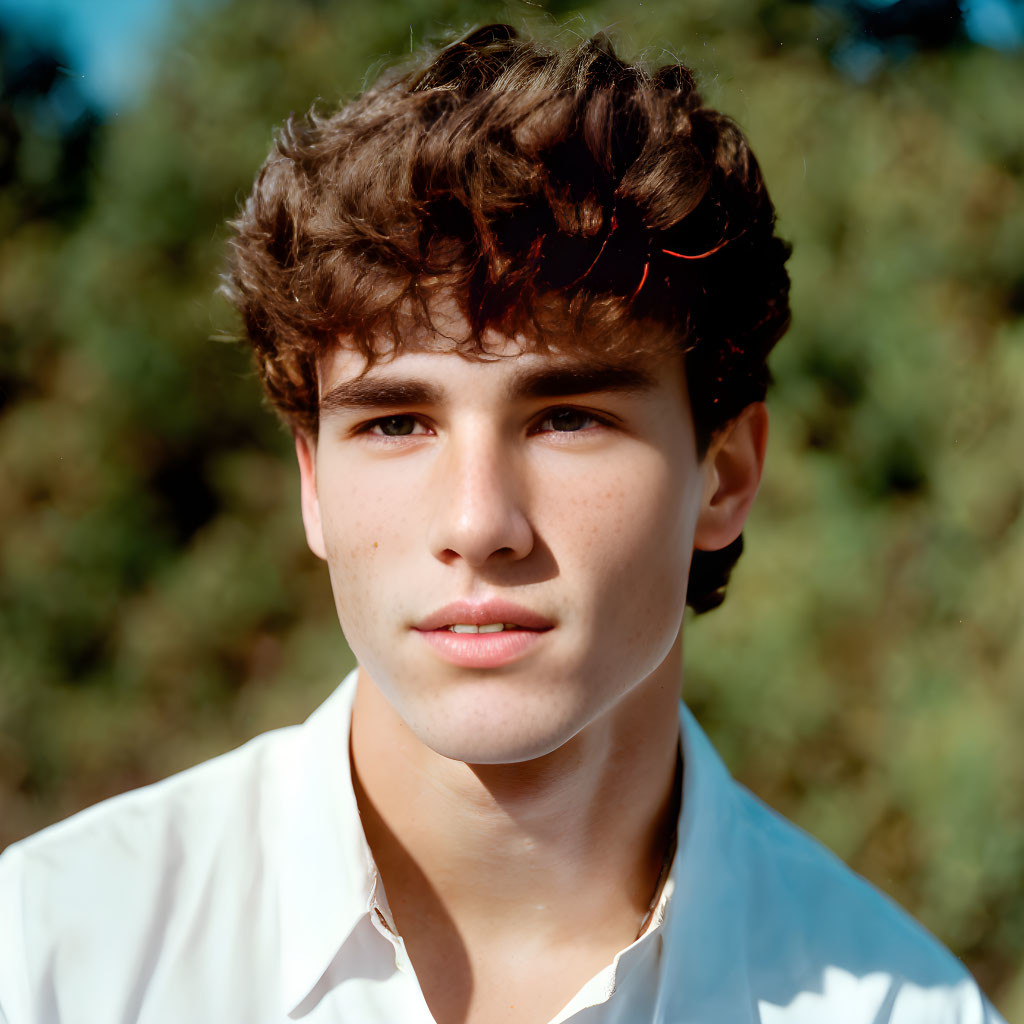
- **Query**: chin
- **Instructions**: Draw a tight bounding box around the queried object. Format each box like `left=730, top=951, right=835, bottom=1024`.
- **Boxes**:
left=407, top=683, right=592, bottom=765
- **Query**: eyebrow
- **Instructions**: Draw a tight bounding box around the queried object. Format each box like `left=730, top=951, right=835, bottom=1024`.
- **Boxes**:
left=510, top=362, right=659, bottom=400
left=319, top=378, right=440, bottom=415
left=318, top=360, right=659, bottom=416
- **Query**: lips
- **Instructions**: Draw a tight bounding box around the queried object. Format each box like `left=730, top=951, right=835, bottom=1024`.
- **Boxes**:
left=413, top=600, right=554, bottom=633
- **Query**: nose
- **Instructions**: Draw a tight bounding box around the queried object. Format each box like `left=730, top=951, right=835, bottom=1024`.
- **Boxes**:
left=427, top=427, right=534, bottom=567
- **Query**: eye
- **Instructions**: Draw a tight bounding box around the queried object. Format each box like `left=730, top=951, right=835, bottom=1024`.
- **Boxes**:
left=535, top=407, right=603, bottom=433
left=363, top=415, right=427, bottom=437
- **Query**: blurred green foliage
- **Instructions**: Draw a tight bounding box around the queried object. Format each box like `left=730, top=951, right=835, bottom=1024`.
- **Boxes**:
left=0, top=0, right=1021, bottom=1014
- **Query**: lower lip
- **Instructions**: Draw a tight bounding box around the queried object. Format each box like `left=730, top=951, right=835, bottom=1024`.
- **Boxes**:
left=414, top=628, right=549, bottom=668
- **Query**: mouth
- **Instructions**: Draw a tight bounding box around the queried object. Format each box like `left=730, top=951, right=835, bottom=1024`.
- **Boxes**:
left=442, top=623, right=535, bottom=634
left=413, top=600, right=554, bottom=634
left=413, top=600, right=554, bottom=668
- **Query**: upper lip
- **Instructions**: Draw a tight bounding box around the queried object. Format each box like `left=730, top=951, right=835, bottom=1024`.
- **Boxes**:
left=414, top=600, right=554, bottom=632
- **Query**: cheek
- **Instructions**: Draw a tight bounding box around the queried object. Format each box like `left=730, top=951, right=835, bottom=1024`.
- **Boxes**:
left=556, top=452, right=694, bottom=560
left=319, top=457, right=418, bottom=554
left=540, top=450, right=697, bottom=623
left=317, top=468, right=415, bottom=622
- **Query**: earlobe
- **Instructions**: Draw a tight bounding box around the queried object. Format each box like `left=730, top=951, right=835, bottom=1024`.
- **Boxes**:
left=294, top=432, right=328, bottom=562
left=693, top=403, right=769, bottom=552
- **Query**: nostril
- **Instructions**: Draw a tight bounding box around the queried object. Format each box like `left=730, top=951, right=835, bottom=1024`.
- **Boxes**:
left=428, top=483, right=535, bottom=565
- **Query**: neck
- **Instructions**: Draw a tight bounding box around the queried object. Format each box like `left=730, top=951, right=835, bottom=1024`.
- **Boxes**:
left=349, top=641, right=683, bottom=948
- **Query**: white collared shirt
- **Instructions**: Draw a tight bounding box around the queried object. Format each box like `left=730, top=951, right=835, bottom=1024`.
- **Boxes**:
left=0, top=670, right=1006, bottom=1023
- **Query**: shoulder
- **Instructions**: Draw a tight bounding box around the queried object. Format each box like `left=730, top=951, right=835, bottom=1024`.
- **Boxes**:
left=1, top=718, right=294, bottom=887
left=0, top=722, right=299, bottom=1022
left=729, top=781, right=1004, bottom=1023
left=668, top=705, right=1005, bottom=1023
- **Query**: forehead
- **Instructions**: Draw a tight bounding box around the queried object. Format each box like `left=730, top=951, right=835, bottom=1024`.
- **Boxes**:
left=319, top=297, right=684, bottom=393
left=323, top=289, right=683, bottom=381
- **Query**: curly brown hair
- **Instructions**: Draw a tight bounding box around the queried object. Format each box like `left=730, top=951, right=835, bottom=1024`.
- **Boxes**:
left=223, top=23, right=792, bottom=613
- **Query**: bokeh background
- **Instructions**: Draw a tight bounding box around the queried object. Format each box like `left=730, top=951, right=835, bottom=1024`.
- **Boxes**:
left=1, top=0, right=1022, bottom=1014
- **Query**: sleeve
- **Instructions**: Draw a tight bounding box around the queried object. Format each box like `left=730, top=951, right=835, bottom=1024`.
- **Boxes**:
left=889, top=973, right=1010, bottom=1024
left=0, top=845, right=32, bottom=1024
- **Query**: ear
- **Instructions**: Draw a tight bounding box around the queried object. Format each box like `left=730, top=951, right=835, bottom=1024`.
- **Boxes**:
left=295, top=432, right=328, bottom=561
left=693, top=402, right=769, bottom=552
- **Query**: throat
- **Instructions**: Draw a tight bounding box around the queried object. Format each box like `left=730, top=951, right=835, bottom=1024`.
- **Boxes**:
left=349, top=661, right=684, bottom=970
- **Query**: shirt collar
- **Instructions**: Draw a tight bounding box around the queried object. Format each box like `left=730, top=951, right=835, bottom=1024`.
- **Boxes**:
left=272, top=668, right=374, bottom=1016
left=271, top=672, right=751, bottom=1020
left=656, top=701, right=759, bottom=1023
left=553, top=702, right=753, bottom=1022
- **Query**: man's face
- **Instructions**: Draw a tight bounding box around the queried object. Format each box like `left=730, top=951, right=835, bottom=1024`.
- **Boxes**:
left=298, top=327, right=711, bottom=765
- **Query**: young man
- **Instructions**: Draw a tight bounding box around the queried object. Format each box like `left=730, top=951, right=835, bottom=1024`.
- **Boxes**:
left=0, top=24, right=1007, bottom=1024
